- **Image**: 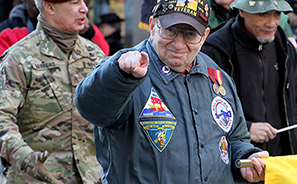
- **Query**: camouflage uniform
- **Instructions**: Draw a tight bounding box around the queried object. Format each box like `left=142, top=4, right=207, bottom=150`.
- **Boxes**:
left=0, top=23, right=105, bottom=184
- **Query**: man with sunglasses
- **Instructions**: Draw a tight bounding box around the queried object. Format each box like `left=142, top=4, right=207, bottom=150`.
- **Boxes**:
left=74, top=0, right=267, bottom=183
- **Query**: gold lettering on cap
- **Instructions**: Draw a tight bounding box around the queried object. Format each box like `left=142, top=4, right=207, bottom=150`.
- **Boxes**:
left=174, top=7, right=199, bottom=16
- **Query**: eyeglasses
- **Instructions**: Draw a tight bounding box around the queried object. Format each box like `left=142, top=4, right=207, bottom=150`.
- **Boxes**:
left=156, top=20, right=203, bottom=44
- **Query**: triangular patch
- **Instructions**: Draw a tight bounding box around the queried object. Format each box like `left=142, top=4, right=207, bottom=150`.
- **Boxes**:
left=139, top=88, right=175, bottom=119
left=140, top=121, right=177, bottom=152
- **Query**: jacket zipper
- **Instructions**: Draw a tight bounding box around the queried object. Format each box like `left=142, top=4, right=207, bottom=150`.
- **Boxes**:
left=283, top=54, right=294, bottom=154
left=258, top=44, right=267, bottom=120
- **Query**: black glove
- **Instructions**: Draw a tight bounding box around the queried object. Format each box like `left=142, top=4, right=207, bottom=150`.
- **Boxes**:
left=21, top=150, right=63, bottom=184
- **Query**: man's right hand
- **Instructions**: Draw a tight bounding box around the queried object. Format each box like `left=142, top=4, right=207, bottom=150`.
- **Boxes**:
left=21, top=151, right=63, bottom=184
left=118, top=51, right=149, bottom=78
left=249, top=122, right=277, bottom=143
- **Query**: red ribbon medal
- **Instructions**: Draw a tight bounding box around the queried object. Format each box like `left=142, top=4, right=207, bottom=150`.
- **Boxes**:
left=208, top=68, right=226, bottom=96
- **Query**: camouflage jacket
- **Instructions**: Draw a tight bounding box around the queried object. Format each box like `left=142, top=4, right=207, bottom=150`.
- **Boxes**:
left=0, top=23, right=105, bottom=184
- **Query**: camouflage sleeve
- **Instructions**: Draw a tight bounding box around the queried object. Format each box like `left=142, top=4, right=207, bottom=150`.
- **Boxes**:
left=0, top=54, right=33, bottom=169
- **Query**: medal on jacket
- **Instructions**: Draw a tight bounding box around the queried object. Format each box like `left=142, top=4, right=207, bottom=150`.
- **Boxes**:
left=219, top=85, right=226, bottom=96
left=213, top=83, right=220, bottom=94
left=208, top=68, right=226, bottom=96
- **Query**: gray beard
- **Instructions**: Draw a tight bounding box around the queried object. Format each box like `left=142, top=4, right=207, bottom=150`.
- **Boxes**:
left=256, top=35, right=275, bottom=43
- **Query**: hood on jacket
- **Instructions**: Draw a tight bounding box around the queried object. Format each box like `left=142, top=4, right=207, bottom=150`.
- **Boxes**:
left=9, top=4, right=28, bottom=25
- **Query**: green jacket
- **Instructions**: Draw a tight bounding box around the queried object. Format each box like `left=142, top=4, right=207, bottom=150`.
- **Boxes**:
left=0, top=23, right=105, bottom=183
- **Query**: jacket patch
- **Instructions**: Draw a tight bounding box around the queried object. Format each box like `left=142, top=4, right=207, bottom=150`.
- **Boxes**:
left=140, top=121, right=177, bottom=152
left=32, top=62, right=56, bottom=69
left=219, top=136, right=229, bottom=164
left=288, top=37, right=297, bottom=49
left=211, top=96, right=233, bottom=132
left=139, top=88, right=175, bottom=119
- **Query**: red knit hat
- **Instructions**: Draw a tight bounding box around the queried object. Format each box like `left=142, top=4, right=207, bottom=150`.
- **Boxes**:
left=43, top=0, right=69, bottom=3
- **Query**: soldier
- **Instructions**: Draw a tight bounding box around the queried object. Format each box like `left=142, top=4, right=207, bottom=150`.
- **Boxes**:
left=0, top=0, right=105, bottom=183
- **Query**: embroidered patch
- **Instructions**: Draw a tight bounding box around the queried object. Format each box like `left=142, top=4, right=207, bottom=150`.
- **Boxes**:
left=140, top=121, right=177, bottom=152
left=139, top=88, right=175, bottom=119
left=211, top=96, right=233, bottom=132
left=288, top=37, right=297, bottom=49
left=219, top=136, right=229, bottom=164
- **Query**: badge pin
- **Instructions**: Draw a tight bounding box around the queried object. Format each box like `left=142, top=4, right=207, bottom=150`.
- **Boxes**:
left=249, top=1, right=256, bottom=6
left=160, top=64, right=171, bottom=75
left=274, top=1, right=278, bottom=6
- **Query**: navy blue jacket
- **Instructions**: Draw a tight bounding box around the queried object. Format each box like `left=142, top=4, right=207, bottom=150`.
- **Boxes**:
left=75, top=39, right=261, bottom=183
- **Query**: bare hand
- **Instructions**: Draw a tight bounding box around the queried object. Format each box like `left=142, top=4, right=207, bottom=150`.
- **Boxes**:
left=240, top=151, right=268, bottom=182
left=249, top=122, right=277, bottom=143
left=118, top=51, right=149, bottom=78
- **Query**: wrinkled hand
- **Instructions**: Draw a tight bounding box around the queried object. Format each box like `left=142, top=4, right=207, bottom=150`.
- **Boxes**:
left=21, top=151, right=63, bottom=184
left=241, top=151, right=268, bottom=182
left=249, top=122, right=277, bottom=143
left=118, top=51, right=149, bottom=78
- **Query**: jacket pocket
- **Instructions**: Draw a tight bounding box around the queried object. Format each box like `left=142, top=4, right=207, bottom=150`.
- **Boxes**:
left=69, top=60, right=98, bottom=87
left=26, top=63, right=71, bottom=122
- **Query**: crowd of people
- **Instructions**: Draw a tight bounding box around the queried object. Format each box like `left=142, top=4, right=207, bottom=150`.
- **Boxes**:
left=0, top=0, right=296, bottom=183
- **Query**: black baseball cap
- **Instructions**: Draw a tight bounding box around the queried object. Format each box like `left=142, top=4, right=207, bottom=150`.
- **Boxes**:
left=152, top=0, right=210, bottom=36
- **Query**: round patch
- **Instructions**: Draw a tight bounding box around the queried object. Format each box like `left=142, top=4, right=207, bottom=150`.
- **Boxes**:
left=160, top=64, right=171, bottom=75
left=211, top=96, right=233, bottom=132
left=219, top=136, right=229, bottom=164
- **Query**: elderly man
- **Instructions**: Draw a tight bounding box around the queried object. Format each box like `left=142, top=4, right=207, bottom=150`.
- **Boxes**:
left=202, top=0, right=297, bottom=162
left=74, top=0, right=268, bottom=183
left=0, top=0, right=105, bottom=183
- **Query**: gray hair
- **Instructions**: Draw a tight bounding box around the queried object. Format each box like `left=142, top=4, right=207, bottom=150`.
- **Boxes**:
left=34, top=0, right=44, bottom=14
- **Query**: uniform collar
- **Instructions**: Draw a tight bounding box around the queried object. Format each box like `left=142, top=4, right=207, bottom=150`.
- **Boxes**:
left=36, top=23, right=90, bottom=61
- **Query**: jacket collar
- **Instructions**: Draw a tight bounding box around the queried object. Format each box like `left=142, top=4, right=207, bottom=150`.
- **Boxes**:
left=205, top=14, right=288, bottom=57
left=233, top=15, right=288, bottom=55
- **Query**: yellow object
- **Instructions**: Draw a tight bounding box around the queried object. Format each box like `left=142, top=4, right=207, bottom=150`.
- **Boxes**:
left=138, top=21, right=150, bottom=32
left=263, top=155, right=297, bottom=184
